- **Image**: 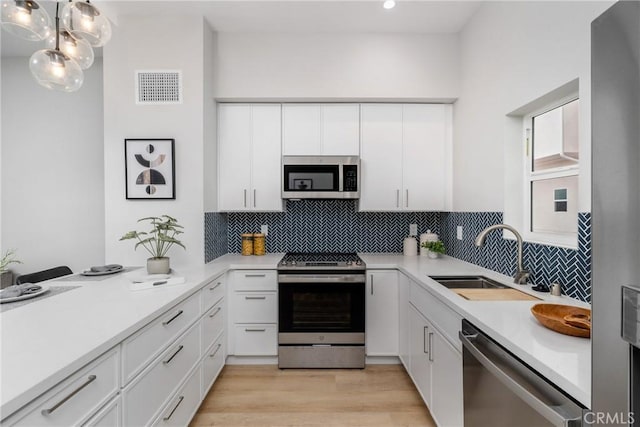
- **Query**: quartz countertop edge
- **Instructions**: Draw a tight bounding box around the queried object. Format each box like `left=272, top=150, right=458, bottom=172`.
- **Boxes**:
left=1, top=252, right=590, bottom=419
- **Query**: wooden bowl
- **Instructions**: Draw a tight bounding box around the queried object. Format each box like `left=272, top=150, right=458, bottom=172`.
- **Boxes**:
left=531, top=304, right=591, bottom=338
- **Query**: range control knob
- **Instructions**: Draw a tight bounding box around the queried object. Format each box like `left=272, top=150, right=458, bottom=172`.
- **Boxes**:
left=355, top=260, right=363, bottom=266
left=291, top=260, right=297, bottom=266
left=346, top=260, right=353, bottom=266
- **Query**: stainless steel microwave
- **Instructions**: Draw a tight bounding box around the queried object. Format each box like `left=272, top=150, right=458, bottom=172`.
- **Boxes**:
left=282, top=156, right=360, bottom=199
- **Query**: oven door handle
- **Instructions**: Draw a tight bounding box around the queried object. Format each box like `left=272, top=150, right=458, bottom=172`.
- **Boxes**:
left=278, top=274, right=366, bottom=284
left=459, top=331, right=583, bottom=427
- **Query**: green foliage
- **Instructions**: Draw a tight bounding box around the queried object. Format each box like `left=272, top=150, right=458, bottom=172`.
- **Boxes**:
left=120, top=215, right=186, bottom=259
left=0, top=249, right=22, bottom=273
left=421, top=240, right=446, bottom=254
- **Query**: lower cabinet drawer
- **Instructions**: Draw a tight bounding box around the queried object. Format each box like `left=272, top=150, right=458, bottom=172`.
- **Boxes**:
left=233, top=324, right=277, bottom=356
left=202, top=334, right=225, bottom=396
left=83, top=395, right=120, bottom=427
left=201, top=275, right=225, bottom=312
left=122, top=323, right=200, bottom=427
left=7, top=348, right=119, bottom=427
left=201, top=300, right=224, bottom=355
left=232, top=292, right=277, bottom=323
left=152, top=366, right=202, bottom=427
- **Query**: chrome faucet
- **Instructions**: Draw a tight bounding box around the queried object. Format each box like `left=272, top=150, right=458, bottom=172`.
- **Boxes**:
left=475, top=224, right=530, bottom=284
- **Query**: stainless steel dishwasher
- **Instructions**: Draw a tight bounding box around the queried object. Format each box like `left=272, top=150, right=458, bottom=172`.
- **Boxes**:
left=459, top=320, right=585, bottom=427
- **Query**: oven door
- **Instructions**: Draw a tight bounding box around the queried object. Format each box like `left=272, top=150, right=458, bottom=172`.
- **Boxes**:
left=278, top=273, right=365, bottom=345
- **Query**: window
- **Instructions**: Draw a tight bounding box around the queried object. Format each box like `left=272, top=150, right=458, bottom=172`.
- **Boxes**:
left=524, top=97, right=579, bottom=247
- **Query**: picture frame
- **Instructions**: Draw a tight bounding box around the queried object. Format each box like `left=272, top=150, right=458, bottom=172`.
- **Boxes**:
left=125, top=138, right=175, bottom=200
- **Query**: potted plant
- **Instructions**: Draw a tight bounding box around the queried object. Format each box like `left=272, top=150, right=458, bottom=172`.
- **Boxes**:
left=120, top=215, right=185, bottom=274
left=0, top=249, right=22, bottom=289
left=421, top=240, right=446, bottom=259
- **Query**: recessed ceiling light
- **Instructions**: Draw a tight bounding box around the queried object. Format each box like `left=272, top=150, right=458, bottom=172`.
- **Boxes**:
left=383, top=0, right=396, bottom=10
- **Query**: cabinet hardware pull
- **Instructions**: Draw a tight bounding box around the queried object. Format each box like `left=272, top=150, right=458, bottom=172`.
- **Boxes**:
left=162, top=310, right=184, bottom=326
left=254, top=189, right=257, bottom=208
left=163, top=345, right=184, bottom=365
left=406, top=190, right=409, bottom=208
left=209, top=282, right=222, bottom=291
left=396, top=190, right=400, bottom=208
left=209, top=343, right=222, bottom=358
left=209, top=307, right=222, bottom=317
left=428, top=332, right=434, bottom=362
left=163, top=396, right=184, bottom=421
left=245, top=296, right=267, bottom=300
left=423, top=326, right=429, bottom=354
left=245, top=328, right=266, bottom=332
left=41, top=375, right=97, bottom=416
left=370, top=275, right=374, bottom=295
left=244, top=189, right=247, bottom=207
left=245, top=274, right=266, bottom=278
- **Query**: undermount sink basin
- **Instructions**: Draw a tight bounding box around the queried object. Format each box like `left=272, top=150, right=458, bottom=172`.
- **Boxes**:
left=429, top=276, right=509, bottom=290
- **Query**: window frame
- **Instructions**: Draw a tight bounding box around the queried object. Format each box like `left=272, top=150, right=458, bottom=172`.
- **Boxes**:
left=522, top=94, right=579, bottom=249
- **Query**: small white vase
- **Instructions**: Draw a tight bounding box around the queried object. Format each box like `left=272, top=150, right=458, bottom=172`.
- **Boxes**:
left=147, top=257, right=170, bottom=274
left=427, top=251, right=439, bottom=259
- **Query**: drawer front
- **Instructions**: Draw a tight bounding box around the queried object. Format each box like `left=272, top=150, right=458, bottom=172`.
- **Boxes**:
left=9, top=348, right=119, bottom=427
left=202, top=334, right=225, bottom=396
left=201, top=300, right=225, bottom=354
left=233, top=324, right=277, bottom=356
left=83, top=396, right=120, bottom=427
left=232, top=292, right=277, bottom=323
left=231, top=270, right=277, bottom=291
left=409, top=280, right=462, bottom=351
left=123, top=323, right=200, bottom=427
left=201, top=275, right=225, bottom=312
left=122, top=292, right=201, bottom=385
left=152, top=366, right=201, bottom=427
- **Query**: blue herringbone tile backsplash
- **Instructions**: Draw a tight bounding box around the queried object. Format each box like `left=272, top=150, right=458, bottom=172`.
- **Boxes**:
left=205, top=203, right=591, bottom=302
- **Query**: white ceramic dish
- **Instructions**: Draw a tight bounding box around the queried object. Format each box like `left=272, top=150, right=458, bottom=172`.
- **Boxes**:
left=0, top=285, right=50, bottom=304
left=81, top=265, right=124, bottom=276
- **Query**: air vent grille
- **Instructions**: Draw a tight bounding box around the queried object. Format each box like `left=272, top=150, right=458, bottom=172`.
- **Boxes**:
left=135, top=70, right=182, bottom=104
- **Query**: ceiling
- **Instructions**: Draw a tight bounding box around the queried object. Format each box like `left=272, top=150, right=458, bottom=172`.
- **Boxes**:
left=1, top=1, right=482, bottom=57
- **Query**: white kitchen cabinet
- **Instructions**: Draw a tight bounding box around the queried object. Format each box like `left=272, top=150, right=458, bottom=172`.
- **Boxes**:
left=227, top=270, right=278, bottom=357
left=84, top=395, right=121, bottom=427
left=430, top=328, right=464, bottom=427
left=359, top=103, right=452, bottom=211
left=365, top=270, right=399, bottom=356
left=218, top=104, right=283, bottom=212
left=282, top=104, right=359, bottom=156
left=152, top=365, right=202, bottom=427
left=398, top=273, right=410, bottom=368
left=409, top=304, right=432, bottom=406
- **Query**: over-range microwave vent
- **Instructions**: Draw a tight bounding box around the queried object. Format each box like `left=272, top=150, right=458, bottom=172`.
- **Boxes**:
left=135, top=70, right=182, bottom=105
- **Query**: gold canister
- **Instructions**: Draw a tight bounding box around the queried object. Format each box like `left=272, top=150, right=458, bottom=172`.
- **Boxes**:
left=253, top=233, right=266, bottom=256
left=241, top=233, right=254, bottom=256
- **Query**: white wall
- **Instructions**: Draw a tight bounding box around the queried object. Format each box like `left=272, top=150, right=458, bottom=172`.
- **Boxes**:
left=1, top=58, right=105, bottom=275
left=454, top=1, right=613, bottom=212
left=203, top=24, right=217, bottom=213
left=103, top=15, right=206, bottom=268
left=213, top=33, right=459, bottom=101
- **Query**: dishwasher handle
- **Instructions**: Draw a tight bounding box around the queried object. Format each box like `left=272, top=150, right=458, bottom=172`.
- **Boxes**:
left=459, top=330, right=583, bottom=427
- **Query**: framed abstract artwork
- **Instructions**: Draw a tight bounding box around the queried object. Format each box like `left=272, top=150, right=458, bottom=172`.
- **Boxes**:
left=125, top=139, right=175, bottom=199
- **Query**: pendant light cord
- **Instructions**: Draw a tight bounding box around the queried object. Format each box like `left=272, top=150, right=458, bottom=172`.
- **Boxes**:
left=54, top=2, right=60, bottom=51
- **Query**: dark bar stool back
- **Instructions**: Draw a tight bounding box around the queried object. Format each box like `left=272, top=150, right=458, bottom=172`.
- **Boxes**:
left=16, top=266, right=73, bottom=284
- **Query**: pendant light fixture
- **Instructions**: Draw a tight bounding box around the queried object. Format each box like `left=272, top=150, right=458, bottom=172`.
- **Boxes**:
left=29, top=2, right=83, bottom=92
left=46, top=27, right=94, bottom=69
left=0, top=0, right=51, bottom=41
left=61, top=0, right=111, bottom=47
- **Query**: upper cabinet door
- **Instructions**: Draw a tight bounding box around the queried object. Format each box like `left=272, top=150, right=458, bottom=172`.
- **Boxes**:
left=359, top=104, right=403, bottom=211
left=282, top=104, right=321, bottom=155
left=218, top=104, right=253, bottom=211
left=251, top=105, right=283, bottom=211
left=402, top=104, right=450, bottom=211
left=321, top=104, right=360, bottom=156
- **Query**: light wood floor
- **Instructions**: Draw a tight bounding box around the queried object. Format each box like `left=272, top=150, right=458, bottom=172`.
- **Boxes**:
left=190, top=365, right=437, bottom=427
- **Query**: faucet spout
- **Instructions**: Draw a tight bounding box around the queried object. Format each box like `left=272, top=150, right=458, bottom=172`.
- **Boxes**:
left=475, top=224, right=529, bottom=284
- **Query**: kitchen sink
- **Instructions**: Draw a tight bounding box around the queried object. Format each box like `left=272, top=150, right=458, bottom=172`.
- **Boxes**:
left=429, top=276, right=509, bottom=289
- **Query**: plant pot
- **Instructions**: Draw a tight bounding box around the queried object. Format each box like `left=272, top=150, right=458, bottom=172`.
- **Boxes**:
left=0, top=271, right=13, bottom=289
left=147, top=257, right=170, bottom=274
left=427, top=251, right=440, bottom=259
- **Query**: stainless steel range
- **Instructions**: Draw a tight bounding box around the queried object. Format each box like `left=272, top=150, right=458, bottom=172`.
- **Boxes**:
left=277, top=253, right=366, bottom=369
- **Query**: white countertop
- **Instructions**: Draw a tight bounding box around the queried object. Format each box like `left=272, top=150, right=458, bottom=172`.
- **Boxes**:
left=360, top=253, right=591, bottom=407
left=0, top=252, right=590, bottom=418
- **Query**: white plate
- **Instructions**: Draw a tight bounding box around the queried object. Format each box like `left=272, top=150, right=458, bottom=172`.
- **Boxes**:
left=81, top=265, right=124, bottom=276
left=0, top=285, right=50, bottom=304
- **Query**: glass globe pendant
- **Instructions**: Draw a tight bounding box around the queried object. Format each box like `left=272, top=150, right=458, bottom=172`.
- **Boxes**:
left=46, top=28, right=94, bottom=69
left=61, top=1, right=111, bottom=47
left=0, top=0, right=51, bottom=41
left=30, top=3, right=83, bottom=92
